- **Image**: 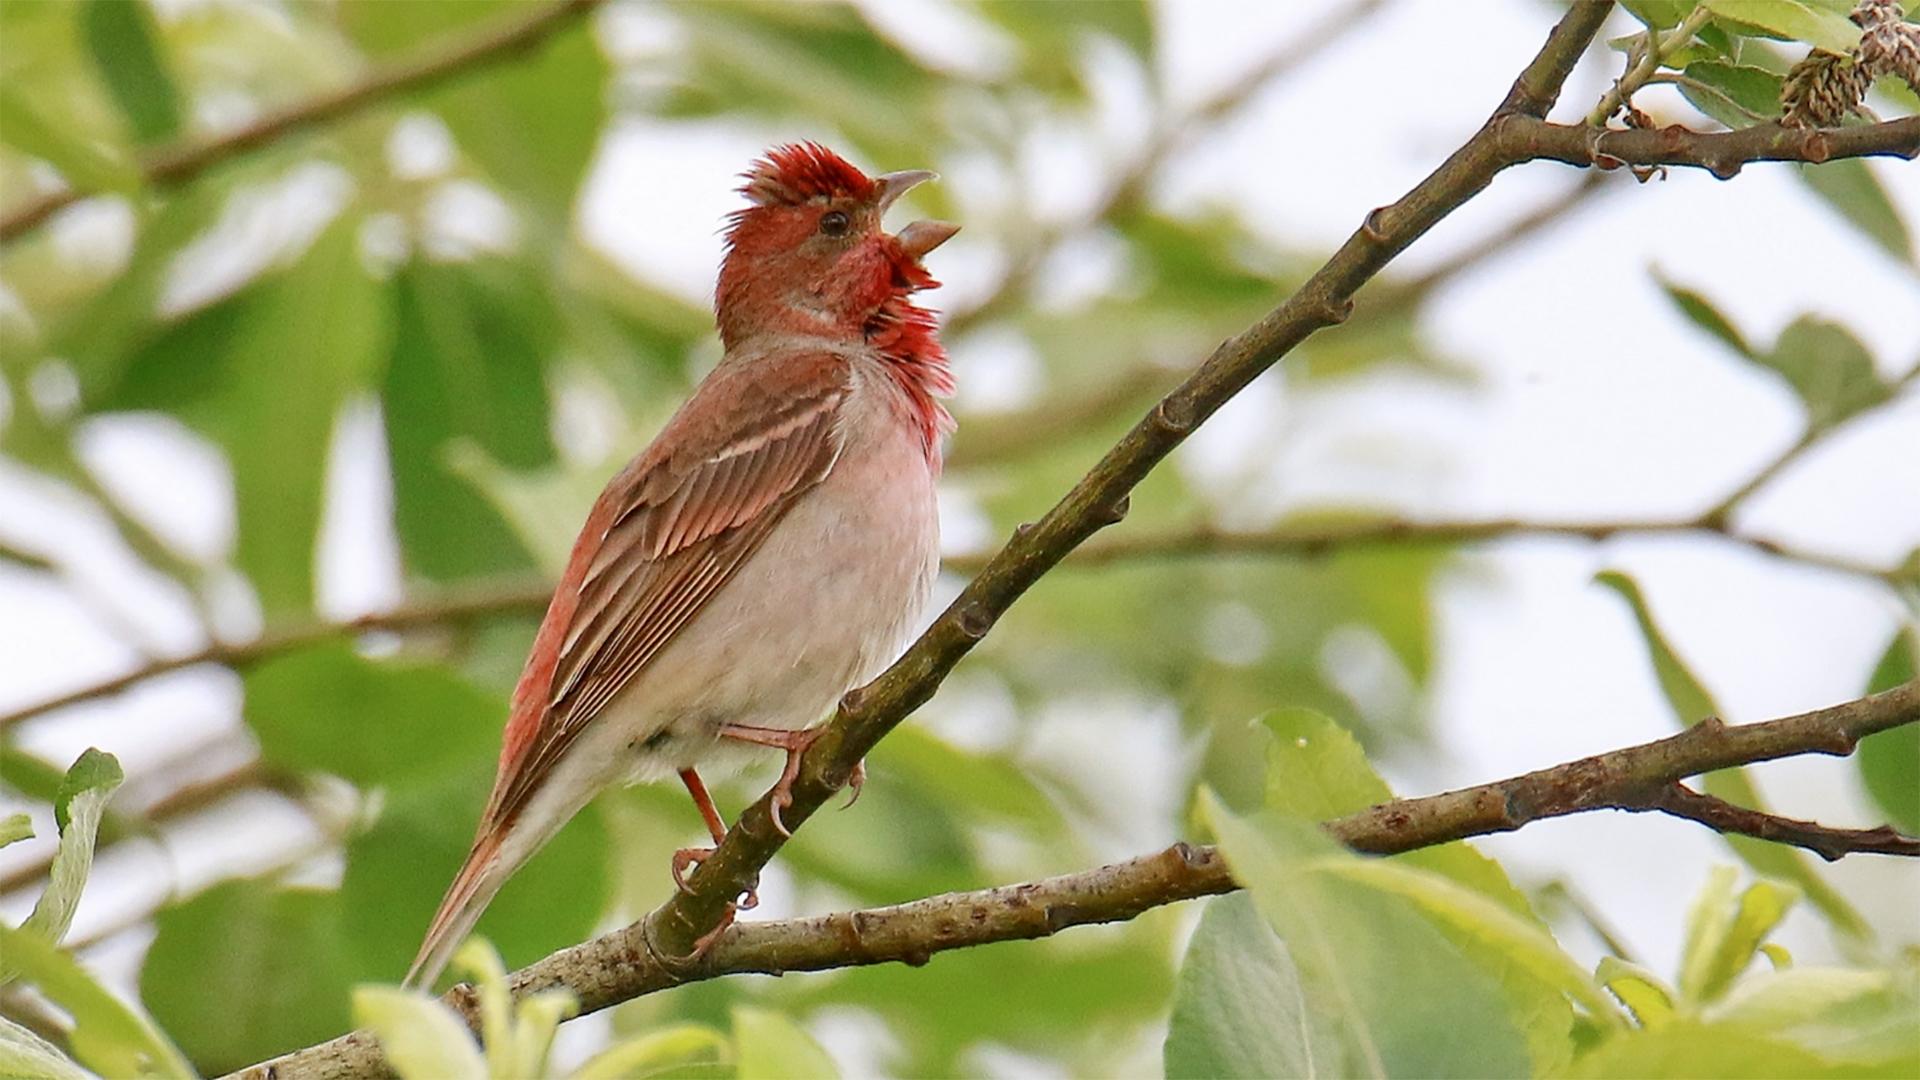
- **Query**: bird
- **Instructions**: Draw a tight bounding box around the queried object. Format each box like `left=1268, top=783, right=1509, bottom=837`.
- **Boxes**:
left=405, top=143, right=958, bottom=989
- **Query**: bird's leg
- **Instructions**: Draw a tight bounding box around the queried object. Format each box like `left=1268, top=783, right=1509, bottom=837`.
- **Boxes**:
left=671, top=767, right=757, bottom=909
left=718, top=723, right=842, bottom=837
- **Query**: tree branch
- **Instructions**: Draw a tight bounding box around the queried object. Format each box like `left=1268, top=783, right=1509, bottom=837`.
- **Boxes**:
left=0, top=0, right=605, bottom=244
left=235, top=678, right=1920, bottom=1080
left=0, top=578, right=552, bottom=732
left=1633, top=782, right=1920, bottom=861
left=1504, top=115, right=1920, bottom=177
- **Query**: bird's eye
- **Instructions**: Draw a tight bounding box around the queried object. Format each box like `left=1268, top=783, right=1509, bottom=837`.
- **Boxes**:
left=819, top=210, right=851, bottom=237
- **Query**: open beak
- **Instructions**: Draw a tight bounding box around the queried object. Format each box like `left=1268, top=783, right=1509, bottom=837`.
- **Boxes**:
left=873, top=170, right=958, bottom=259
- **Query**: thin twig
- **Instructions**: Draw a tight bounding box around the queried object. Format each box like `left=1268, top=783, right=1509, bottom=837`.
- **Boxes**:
left=1635, top=782, right=1920, bottom=861
left=1589, top=4, right=1717, bottom=126
left=0, top=0, right=605, bottom=244
left=234, top=678, right=1920, bottom=1080
left=0, top=578, right=553, bottom=731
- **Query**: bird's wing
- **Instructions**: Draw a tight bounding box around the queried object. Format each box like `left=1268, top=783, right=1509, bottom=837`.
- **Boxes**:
left=483, top=351, right=853, bottom=828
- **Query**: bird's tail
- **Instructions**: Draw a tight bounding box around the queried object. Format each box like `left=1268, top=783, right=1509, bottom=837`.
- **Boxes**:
left=404, top=827, right=509, bottom=991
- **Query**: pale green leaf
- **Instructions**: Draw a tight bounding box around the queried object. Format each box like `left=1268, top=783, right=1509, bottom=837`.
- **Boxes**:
left=0, top=1014, right=91, bottom=1080
left=1304, top=857, right=1620, bottom=1023
left=0, top=813, right=31, bottom=848
left=1625, top=0, right=1703, bottom=30
left=1566, top=1020, right=1837, bottom=1077
left=353, top=987, right=487, bottom=1080
left=21, top=748, right=124, bottom=948
left=1692, top=878, right=1802, bottom=1004
left=1857, top=628, right=1919, bottom=833
left=569, top=1024, right=730, bottom=1080
left=1762, top=316, right=1894, bottom=432
left=1797, top=160, right=1915, bottom=265
left=732, top=1007, right=838, bottom=1080
left=0, top=84, right=138, bottom=193
left=0, top=924, right=194, bottom=1080
left=1597, top=957, right=1679, bottom=1029
left=1679, top=865, right=1742, bottom=1003
left=1655, top=271, right=1754, bottom=357
left=452, top=940, right=513, bottom=1080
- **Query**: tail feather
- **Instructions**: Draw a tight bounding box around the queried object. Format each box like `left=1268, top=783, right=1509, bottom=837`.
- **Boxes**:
left=405, top=829, right=508, bottom=991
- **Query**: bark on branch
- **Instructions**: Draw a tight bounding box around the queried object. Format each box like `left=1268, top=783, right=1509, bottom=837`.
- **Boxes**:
left=0, top=0, right=605, bottom=244
left=235, top=679, right=1920, bottom=1080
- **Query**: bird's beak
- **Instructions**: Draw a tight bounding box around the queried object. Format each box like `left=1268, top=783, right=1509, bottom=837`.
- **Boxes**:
left=896, top=219, right=960, bottom=259
left=874, top=169, right=937, bottom=212
left=875, top=169, right=957, bottom=259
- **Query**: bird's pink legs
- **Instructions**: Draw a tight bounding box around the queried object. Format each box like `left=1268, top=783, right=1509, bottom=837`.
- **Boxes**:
left=718, top=723, right=866, bottom=836
left=671, top=767, right=757, bottom=911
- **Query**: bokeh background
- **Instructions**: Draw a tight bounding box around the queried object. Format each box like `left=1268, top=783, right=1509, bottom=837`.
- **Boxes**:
left=1, top=0, right=1917, bottom=1074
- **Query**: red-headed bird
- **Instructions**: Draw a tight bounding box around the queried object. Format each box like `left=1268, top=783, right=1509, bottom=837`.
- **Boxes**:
left=406, top=144, right=958, bottom=988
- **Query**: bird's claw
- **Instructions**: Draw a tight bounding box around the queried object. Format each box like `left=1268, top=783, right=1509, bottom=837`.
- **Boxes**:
left=670, top=845, right=758, bottom=909
left=690, top=901, right=738, bottom=960
left=841, top=758, right=867, bottom=809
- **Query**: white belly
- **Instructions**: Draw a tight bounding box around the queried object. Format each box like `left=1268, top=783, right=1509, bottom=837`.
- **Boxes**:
left=567, top=370, right=940, bottom=786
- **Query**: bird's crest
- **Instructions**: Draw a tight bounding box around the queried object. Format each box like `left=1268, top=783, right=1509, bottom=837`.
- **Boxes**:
left=739, top=142, right=875, bottom=207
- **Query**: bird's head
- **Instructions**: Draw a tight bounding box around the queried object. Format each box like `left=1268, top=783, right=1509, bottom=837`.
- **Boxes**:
left=716, top=143, right=959, bottom=348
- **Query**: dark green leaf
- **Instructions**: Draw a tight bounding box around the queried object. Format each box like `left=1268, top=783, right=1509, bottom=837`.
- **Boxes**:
left=1201, top=793, right=1533, bottom=1077
left=1796, top=160, right=1914, bottom=266
left=1654, top=271, right=1753, bottom=357
left=244, top=643, right=501, bottom=788
left=50, top=747, right=121, bottom=835
left=1857, top=629, right=1918, bottom=832
left=341, top=0, right=605, bottom=211
left=1165, top=893, right=1339, bottom=1079
left=1679, top=61, right=1782, bottom=126
left=102, top=222, right=391, bottom=612
left=1624, top=0, right=1701, bottom=30
left=1702, top=0, right=1862, bottom=54
left=81, top=0, right=181, bottom=145
left=384, top=259, right=557, bottom=582
left=141, top=880, right=354, bottom=1075
left=338, top=761, right=609, bottom=982
left=1595, top=572, right=1867, bottom=936
left=1762, top=316, right=1891, bottom=432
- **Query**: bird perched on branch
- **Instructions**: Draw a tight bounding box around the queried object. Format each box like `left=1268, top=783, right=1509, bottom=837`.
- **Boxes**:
left=407, top=143, right=958, bottom=989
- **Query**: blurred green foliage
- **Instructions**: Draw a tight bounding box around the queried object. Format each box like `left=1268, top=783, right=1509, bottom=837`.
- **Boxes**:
left=1, top=0, right=1916, bottom=1076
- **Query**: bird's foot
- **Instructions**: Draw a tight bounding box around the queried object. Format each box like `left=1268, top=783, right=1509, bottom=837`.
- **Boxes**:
left=669, top=845, right=758, bottom=910
left=719, top=722, right=832, bottom=837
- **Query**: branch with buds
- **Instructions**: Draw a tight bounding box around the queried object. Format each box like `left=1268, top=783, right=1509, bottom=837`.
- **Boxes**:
left=235, top=679, right=1920, bottom=1079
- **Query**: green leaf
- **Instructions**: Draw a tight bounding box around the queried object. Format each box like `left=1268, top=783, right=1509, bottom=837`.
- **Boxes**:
left=384, top=259, right=558, bottom=583
left=1624, top=0, right=1702, bottom=30
left=244, top=644, right=500, bottom=788
left=1708, top=967, right=1920, bottom=1067
left=338, top=762, right=609, bottom=982
left=570, top=1024, right=730, bottom=1080
left=0, top=1014, right=91, bottom=1080
left=1199, top=792, right=1532, bottom=1077
left=1597, top=957, right=1679, bottom=1029
left=341, top=0, right=606, bottom=212
left=0, top=83, right=138, bottom=194
left=1762, top=316, right=1892, bottom=433
left=1567, top=1020, right=1838, bottom=1077
left=354, top=986, right=488, bottom=1080
left=1857, top=629, right=1919, bottom=832
left=141, top=879, right=353, bottom=1075
left=1678, top=872, right=1801, bottom=1004
left=1797, top=160, right=1915, bottom=266
left=1305, top=857, right=1619, bottom=1023
left=1165, top=892, right=1341, bottom=1079
left=81, top=0, right=181, bottom=145
left=732, top=1006, right=838, bottom=1080
left=1654, top=271, right=1753, bottom=357
left=0, top=813, right=31, bottom=848
left=0, top=923, right=194, bottom=1080
left=102, top=221, right=391, bottom=613
left=1594, top=572, right=1867, bottom=936
left=1703, top=0, right=1863, bottom=54
left=1679, top=61, right=1782, bottom=126
left=20, top=748, right=124, bottom=948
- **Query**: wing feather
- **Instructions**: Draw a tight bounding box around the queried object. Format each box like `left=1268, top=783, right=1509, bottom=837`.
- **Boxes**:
left=482, top=353, right=852, bottom=827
